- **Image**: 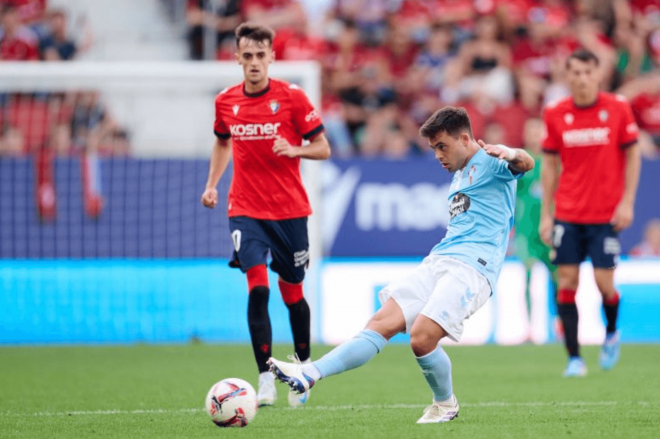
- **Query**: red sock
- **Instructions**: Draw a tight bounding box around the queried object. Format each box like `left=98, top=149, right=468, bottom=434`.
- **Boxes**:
left=278, top=279, right=304, bottom=305
left=557, top=288, right=576, bottom=304
left=604, top=291, right=620, bottom=306
left=246, top=265, right=268, bottom=291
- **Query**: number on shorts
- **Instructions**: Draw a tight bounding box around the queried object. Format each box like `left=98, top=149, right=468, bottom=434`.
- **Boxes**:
left=552, top=224, right=565, bottom=248
left=231, top=230, right=241, bottom=252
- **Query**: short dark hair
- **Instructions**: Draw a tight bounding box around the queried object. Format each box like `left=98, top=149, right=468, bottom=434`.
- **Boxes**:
left=566, top=48, right=599, bottom=69
left=235, top=22, right=275, bottom=48
left=419, top=106, right=473, bottom=139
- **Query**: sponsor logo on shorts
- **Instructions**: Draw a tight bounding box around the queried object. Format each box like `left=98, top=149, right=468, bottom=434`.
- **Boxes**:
left=460, top=287, right=476, bottom=308
left=478, top=258, right=487, bottom=266
left=604, top=237, right=621, bottom=255
left=294, top=249, right=309, bottom=268
left=449, top=193, right=471, bottom=219
left=231, top=230, right=241, bottom=252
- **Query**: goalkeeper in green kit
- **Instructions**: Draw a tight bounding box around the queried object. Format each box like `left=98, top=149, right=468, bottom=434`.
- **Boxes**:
left=513, top=118, right=557, bottom=336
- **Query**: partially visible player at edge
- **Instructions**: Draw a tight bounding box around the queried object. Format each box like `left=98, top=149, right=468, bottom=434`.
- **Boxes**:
left=200, top=22, right=330, bottom=407
left=269, top=107, right=534, bottom=424
left=540, top=48, right=641, bottom=377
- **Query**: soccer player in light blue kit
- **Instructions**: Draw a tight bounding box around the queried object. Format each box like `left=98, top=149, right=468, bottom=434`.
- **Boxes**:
left=269, top=107, right=535, bottom=423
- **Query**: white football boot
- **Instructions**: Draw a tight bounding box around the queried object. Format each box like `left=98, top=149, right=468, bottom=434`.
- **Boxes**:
left=287, top=357, right=312, bottom=407
left=267, top=356, right=316, bottom=395
left=416, top=395, right=460, bottom=424
left=257, top=371, right=277, bottom=407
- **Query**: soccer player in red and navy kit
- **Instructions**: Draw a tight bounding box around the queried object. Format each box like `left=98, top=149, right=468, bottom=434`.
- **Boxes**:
left=540, top=49, right=641, bottom=377
left=200, top=22, right=330, bottom=406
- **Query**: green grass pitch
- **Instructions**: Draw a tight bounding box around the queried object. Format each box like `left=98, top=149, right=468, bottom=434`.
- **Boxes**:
left=1, top=344, right=659, bottom=438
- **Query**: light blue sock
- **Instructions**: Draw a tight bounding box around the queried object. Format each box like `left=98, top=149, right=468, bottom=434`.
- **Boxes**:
left=416, top=346, right=453, bottom=402
left=312, top=329, right=387, bottom=379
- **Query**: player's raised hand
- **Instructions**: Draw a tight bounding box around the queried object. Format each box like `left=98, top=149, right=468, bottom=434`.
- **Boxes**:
left=478, top=140, right=510, bottom=160
left=611, top=199, right=634, bottom=231
left=272, top=138, right=299, bottom=158
left=201, top=187, right=218, bottom=209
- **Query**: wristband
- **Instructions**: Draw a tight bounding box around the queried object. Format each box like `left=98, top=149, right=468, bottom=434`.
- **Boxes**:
left=498, top=144, right=516, bottom=161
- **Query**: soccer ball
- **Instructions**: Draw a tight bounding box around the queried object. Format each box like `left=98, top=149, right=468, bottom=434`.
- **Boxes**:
left=205, top=378, right=258, bottom=428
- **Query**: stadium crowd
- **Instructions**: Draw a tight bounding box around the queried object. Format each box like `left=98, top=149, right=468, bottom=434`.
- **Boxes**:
left=186, top=0, right=660, bottom=159
left=0, top=0, right=129, bottom=157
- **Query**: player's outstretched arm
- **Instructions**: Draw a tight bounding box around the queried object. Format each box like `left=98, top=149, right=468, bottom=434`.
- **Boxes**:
left=201, top=137, right=232, bottom=209
left=478, top=140, right=535, bottom=173
left=272, top=133, right=331, bottom=160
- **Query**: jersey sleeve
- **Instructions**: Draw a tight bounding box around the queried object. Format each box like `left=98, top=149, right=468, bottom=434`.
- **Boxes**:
left=541, top=108, right=561, bottom=154
left=490, top=154, right=524, bottom=182
left=290, top=86, right=325, bottom=140
left=213, top=94, right=230, bottom=140
left=617, top=97, right=639, bottom=149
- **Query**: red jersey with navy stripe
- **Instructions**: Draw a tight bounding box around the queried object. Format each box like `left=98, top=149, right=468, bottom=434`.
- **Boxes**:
left=542, top=92, right=638, bottom=224
left=214, top=78, right=324, bottom=220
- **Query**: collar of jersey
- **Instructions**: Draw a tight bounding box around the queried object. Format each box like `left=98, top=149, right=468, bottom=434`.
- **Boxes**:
left=243, top=80, right=271, bottom=98
left=572, top=92, right=601, bottom=110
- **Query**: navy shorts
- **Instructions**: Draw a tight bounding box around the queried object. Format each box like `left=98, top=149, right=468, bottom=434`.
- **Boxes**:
left=551, top=220, right=620, bottom=269
left=228, top=216, right=309, bottom=284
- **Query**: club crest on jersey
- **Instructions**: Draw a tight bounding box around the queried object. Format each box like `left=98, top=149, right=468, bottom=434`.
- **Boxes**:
left=599, top=109, right=609, bottom=122
left=564, top=113, right=574, bottom=125
left=269, top=100, right=279, bottom=114
left=232, top=105, right=240, bottom=116
left=468, top=165, right=477, bottom=185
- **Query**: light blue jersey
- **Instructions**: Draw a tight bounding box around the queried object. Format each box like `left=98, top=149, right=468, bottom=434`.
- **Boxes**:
left=431, top=148, right=522, bottom=291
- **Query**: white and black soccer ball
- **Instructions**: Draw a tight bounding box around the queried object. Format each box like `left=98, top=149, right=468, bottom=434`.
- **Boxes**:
left=205, top=378, right=257, bottom=428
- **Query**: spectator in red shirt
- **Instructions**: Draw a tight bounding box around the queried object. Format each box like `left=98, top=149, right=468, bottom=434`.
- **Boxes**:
left=272, top=15, right=326, bottom=61
left=241, top=0, right=305, bottom=32
left=618, top=72, right=660, bottom=158
left=0, top=3, right=39, bottom=60
left=513, top=18, right=560, bottom=110
left=1, top=0, right=45, bottom=25
left=630, top=219, right=660, bottom=257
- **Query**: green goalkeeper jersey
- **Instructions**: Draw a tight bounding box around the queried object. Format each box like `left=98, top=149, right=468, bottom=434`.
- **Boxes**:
left=514, top=151, right=552, bottom=267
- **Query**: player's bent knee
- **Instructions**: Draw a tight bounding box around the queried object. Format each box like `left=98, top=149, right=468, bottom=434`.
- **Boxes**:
left=595, top=282, right=617, bottom=298
left=409, top=331, right=437, bottom=357
left=558, top=276, right=579, bottom=291
left=558, top=265, right=579, bottom=290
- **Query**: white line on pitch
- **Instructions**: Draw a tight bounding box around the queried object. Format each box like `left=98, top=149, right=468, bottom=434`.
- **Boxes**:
left=2, top=401, right=653, bottom=417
